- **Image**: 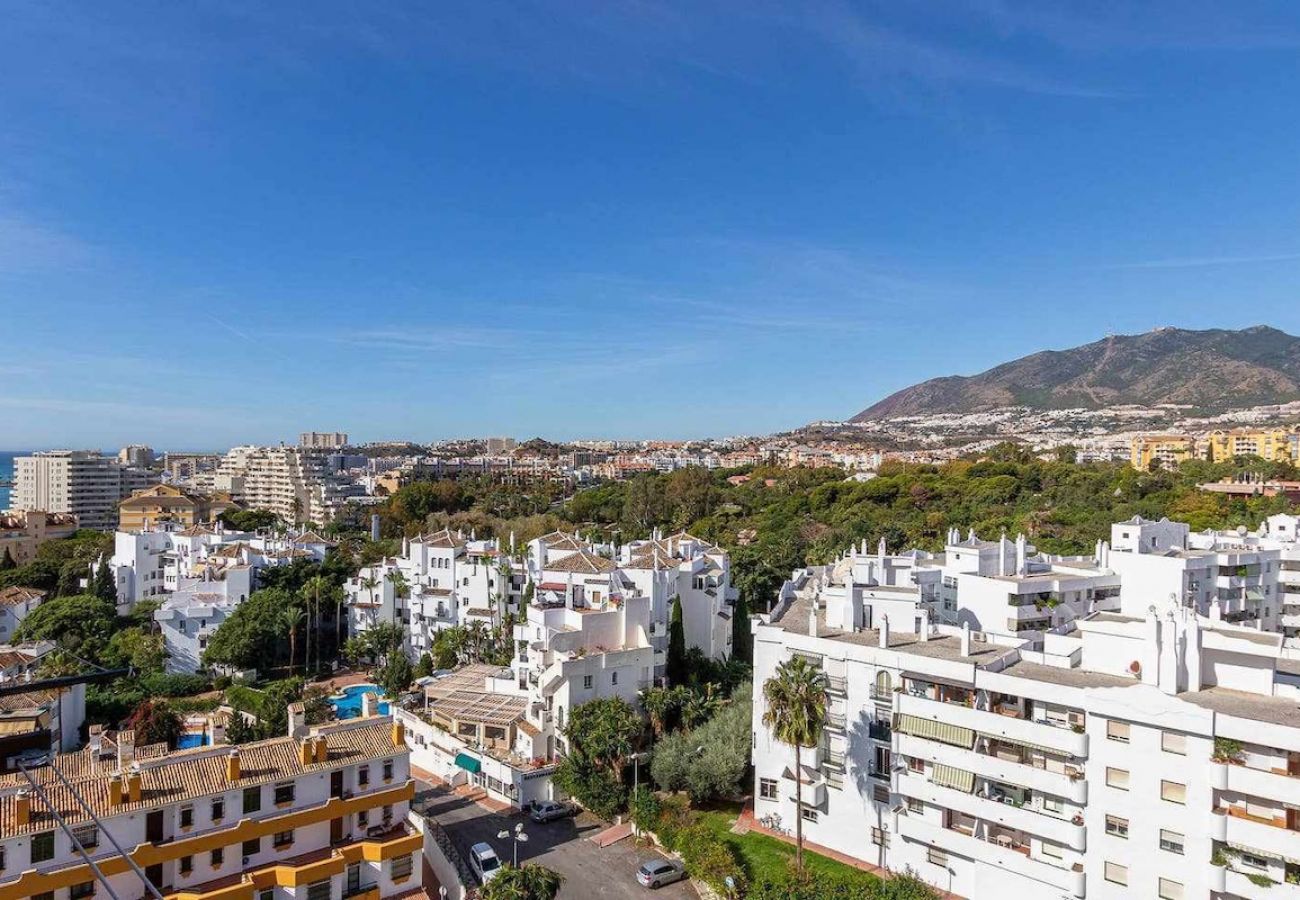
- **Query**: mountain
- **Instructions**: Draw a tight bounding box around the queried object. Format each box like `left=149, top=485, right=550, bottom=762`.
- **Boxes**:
left=852, top=326, right=1300, bottom=420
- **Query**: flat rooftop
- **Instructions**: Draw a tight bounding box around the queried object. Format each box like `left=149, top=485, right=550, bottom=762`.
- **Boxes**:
left=1179, top=686, right=1300, bottom=729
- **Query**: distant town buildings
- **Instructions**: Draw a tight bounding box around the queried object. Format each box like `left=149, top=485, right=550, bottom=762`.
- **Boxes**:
left=117, top=483, right=240, bottom=532
left=217, top=445, right=363, bottom=524
left=0, top=510, right=79, bottom=566
left=1130, top=425, right=1300, bottom=470
left=299, top=430, right=350, bottom=449
left=12, top=450, right=158, bottom=531
left=485, top=436, right=517, bottom=454
left=116, top=444, right=155, bottom=469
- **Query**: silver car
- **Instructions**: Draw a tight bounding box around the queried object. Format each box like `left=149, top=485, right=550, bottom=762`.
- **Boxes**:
left=637, top=859, right=686, bottom=889
left=529, top=800, right=576, bottom=823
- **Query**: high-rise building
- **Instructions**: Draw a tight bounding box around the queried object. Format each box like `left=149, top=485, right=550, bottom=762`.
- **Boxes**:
left=299, top=431, right=349, bottom=449
left=485, top=437, right=517, bottom=455
left=117, top=444, right=155, bottom=468
left=13, top=450, right=159, bottom=531
left=218, top=446, right=361, bottom=524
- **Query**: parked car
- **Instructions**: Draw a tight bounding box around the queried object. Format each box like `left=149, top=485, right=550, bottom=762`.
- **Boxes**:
left=637, top=859, right=686, bottom=889
left=468, top=842, right=503, bottom=884
left=529, top=800, right=576, bottom=823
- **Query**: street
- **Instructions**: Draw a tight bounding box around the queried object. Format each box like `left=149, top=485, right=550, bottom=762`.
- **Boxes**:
left=415, top=782, right=696, bottom=900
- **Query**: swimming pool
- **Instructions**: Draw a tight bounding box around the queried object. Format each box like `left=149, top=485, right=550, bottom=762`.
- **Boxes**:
left=329, top=684, right=390, bottom=719
left=178, top=733, right=209, bottom=749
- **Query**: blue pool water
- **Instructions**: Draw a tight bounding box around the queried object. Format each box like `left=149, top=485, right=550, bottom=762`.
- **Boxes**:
left=330, top=684, right=390, bottom=719
left=178, top=733, right=209, bottom=749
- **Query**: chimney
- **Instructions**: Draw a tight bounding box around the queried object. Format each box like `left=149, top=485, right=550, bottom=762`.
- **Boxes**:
left=361, top=692, right=378, bottom=718
left=89, top=724, right=104, bottom=761
left=298, top=737, right=314, bottom=766
left=15, top=790, right=30, bottom=827
left=226, top=748, right=241, bottom=782
left=211, top=718, right=226, bottom=746
left=108, top=774, right=124, bottom=806
left=287, top=702, right=307, bottom=739
left=807, top=600, right=818, bottom=637
left=878, top=614, right=890, bottom=649
left=391, top=718, right=406, bottom=748
left=918, top=609, right=930, bottom=641
left=126, top=771, right=142, bottom=803
left=960, top=622, right=971, bottom=657
left=1015, top=534, right=1027, bottom=576
left=117, top=729, right=136, bottom=772
left=315, top=736, right=329, bottom=763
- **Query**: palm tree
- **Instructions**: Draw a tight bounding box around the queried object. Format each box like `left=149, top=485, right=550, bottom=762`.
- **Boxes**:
left=281, top=603, right=307, bottom=674
left=641, top=687, right=675, bottom=740
left=300, top=575, right=332, bottom=673
left=479, top=863, right=563, bottom=900
left=682, top=682, right=723, bottom=730
left=360, top=573, right=380, bottom=630
left=388, top=570, right=409, bottom=626
left=762, top=655, right=828, bottom=871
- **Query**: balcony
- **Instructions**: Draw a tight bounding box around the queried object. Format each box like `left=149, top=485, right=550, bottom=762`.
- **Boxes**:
left=826, top=674, right=847, bottom=695
left=1214, top=807, right=1300, bottom=861
left=1224, top=869, right=1300, bottom=899
left=825, top=711, right=847, bottom=731
left=895, top=772, right=1085, bottom=850
left=896, top=816, right=1084, bottom=898
left=1211, top=761, right=1300, bottom=808
left=895, top=733, right=1086, bottom=804
left=896, top=693, right=1088, bottom=758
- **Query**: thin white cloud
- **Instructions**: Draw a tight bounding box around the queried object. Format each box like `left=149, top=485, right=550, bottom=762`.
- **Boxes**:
left=1109, top=253, right=1300, bottom=270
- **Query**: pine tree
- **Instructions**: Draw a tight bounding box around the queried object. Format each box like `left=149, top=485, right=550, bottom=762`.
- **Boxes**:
left=0, top=547, right=15, bottom=571
left=666, top=595, right=687, bottom=686
left=93, top=559, right=117, bottom=604
left=730, top=591, right=752, bottom=663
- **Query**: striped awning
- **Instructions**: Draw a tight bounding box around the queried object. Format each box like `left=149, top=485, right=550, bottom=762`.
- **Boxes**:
left=930, top=764, right=976, bottom=793
left=980, top=732, right=1063, bottom=756
left=1227, top=842, right=1300, bottom=866
left=896, top=714, right=975, bottom=749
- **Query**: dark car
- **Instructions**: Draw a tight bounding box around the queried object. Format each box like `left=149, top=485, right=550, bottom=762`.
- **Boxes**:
left=636, top=859, right=686, bottom=889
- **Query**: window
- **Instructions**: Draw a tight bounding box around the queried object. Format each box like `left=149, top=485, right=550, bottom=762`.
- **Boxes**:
left=1040, top=842, right=1063, bottom=860
left=70, top=883, right=95, bottom=900
left=759, top=778, right=778, bottom=800
left=273, top=830, right=294, bottom=848
left=611, top=671, right=618, bottom=685
left=258, top=892, right=273, bottom=900
left=1043, top=797, right=1063, bottom=814
left=1162, top=732, right=1186, bottom=755
left=1241, top=851, right=1270, bottom=870
left=274, top=782, right=295, bottom=805
left=1104, top=862, right=1128, bottom=886
left=583, top=675, right=593, bottom=690
left=800, top=806, right=818, bottom=823
left=31, top=831, right=55, bottom=864
left=211, top=848, right=224, bottom=867
left=382, top=759, right=394, bottom=781
left=358, top=765, right=370, bottom=787
left=871, top=827, right=889, bottom=847
left=1105, top=815, right=1129, bottom=839
left=180, top=805, right=194, bottom=828
left=872, top=785, right=890, bottom=805
left=242, top=837, right=260, bottom=858
left=906, top=797, right=923, bottom=813
left=358, top=810, right=369, bottom=827
left=212, top=798, right=225, bottom=821
left=243, top=786, right=262, bottom=814
left=1106, top=720, right=1130, bottom=743
left=391, top=853, right=414, bottom=881
left=0, top=846, right=5, bottom=871
left=1158, top=878, right=1184, bottom=900
left=382, top=804, right=393, bottom=823
left=1160, top=829, right=1184, bottom=854
left=180, top=855, right=193, bottom=876
left=1106, top=767, right=1129, bottom=791
left=71, top=824, right=98, bottom=849
left=1161, top=780, right=1186, bottom=804
left=926, top=847, right=947, bottom=867
left=307, top=881, right=331, bottom=900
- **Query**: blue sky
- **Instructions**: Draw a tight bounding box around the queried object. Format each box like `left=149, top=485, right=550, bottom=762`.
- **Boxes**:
left=4, top=1, right=1300, bottom=449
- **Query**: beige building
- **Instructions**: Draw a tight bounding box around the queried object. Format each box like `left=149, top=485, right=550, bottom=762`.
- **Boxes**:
left=117, top=484, right=241, bottom=533
left=1206, top=426, right=1300, bottom=463
left=0, top=511, right=78, bottom=566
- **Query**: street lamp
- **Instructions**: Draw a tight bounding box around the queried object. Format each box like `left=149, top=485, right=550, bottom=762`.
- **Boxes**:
left=496, top=822, right=529, bottom=867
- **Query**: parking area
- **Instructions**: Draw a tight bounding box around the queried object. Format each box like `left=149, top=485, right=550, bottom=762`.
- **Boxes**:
left=416, top=782, right=695, bottom=900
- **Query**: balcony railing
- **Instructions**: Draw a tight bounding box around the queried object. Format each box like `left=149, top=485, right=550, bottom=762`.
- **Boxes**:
left=826, top=674, right=847, bottom=694
left=825, top=712, right=846, bottom=730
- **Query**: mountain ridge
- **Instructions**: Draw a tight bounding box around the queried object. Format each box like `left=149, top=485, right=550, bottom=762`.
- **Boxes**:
left=852, top=326, right=1300, bottom=421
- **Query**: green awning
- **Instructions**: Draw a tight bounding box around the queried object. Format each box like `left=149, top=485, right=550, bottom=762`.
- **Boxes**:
left=896, top=714, right=975, bottom=749
left=930, top=764, right=976, bottom=793
left=454, top=752, right=481, bottom=774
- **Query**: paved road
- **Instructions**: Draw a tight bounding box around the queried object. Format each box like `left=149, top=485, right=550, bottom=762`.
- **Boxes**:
left=416, top=782, right=695, bottom=900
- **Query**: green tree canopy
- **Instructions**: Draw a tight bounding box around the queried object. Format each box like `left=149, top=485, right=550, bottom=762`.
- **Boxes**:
left=479, top=864, right=564, bottom=900
left=202, top=588, right=295, bottom=671
left=13, top=593, right=117, bottom=661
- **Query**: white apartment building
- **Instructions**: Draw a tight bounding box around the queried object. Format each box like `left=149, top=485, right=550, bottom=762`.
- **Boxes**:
left=0, top=587, right=46, bottom=645
left=346, top=529, right=522, bottom=659
left=0, top=712, right=420, bottom=900
left=13, top=450, right=157, bottom=531
left=752, top=550, right=1300, bottom=900
left=218, top=446, right=361, bottom=525
left=1108, top=516, right=1284, bottom=632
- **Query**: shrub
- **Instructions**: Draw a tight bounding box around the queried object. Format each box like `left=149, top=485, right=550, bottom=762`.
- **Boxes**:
left=552, top=755, right=626, bottom=820
left=677, top=823, right=745, bottom=896
left=628, top=786, right=661, bottom=833
left=140, top=671, right=210, bottom=698
left=651, top=794, right=694, bottom=852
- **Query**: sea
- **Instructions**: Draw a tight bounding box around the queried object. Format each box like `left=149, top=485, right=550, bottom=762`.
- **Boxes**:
left=0, top=451, right=18, bottom=510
